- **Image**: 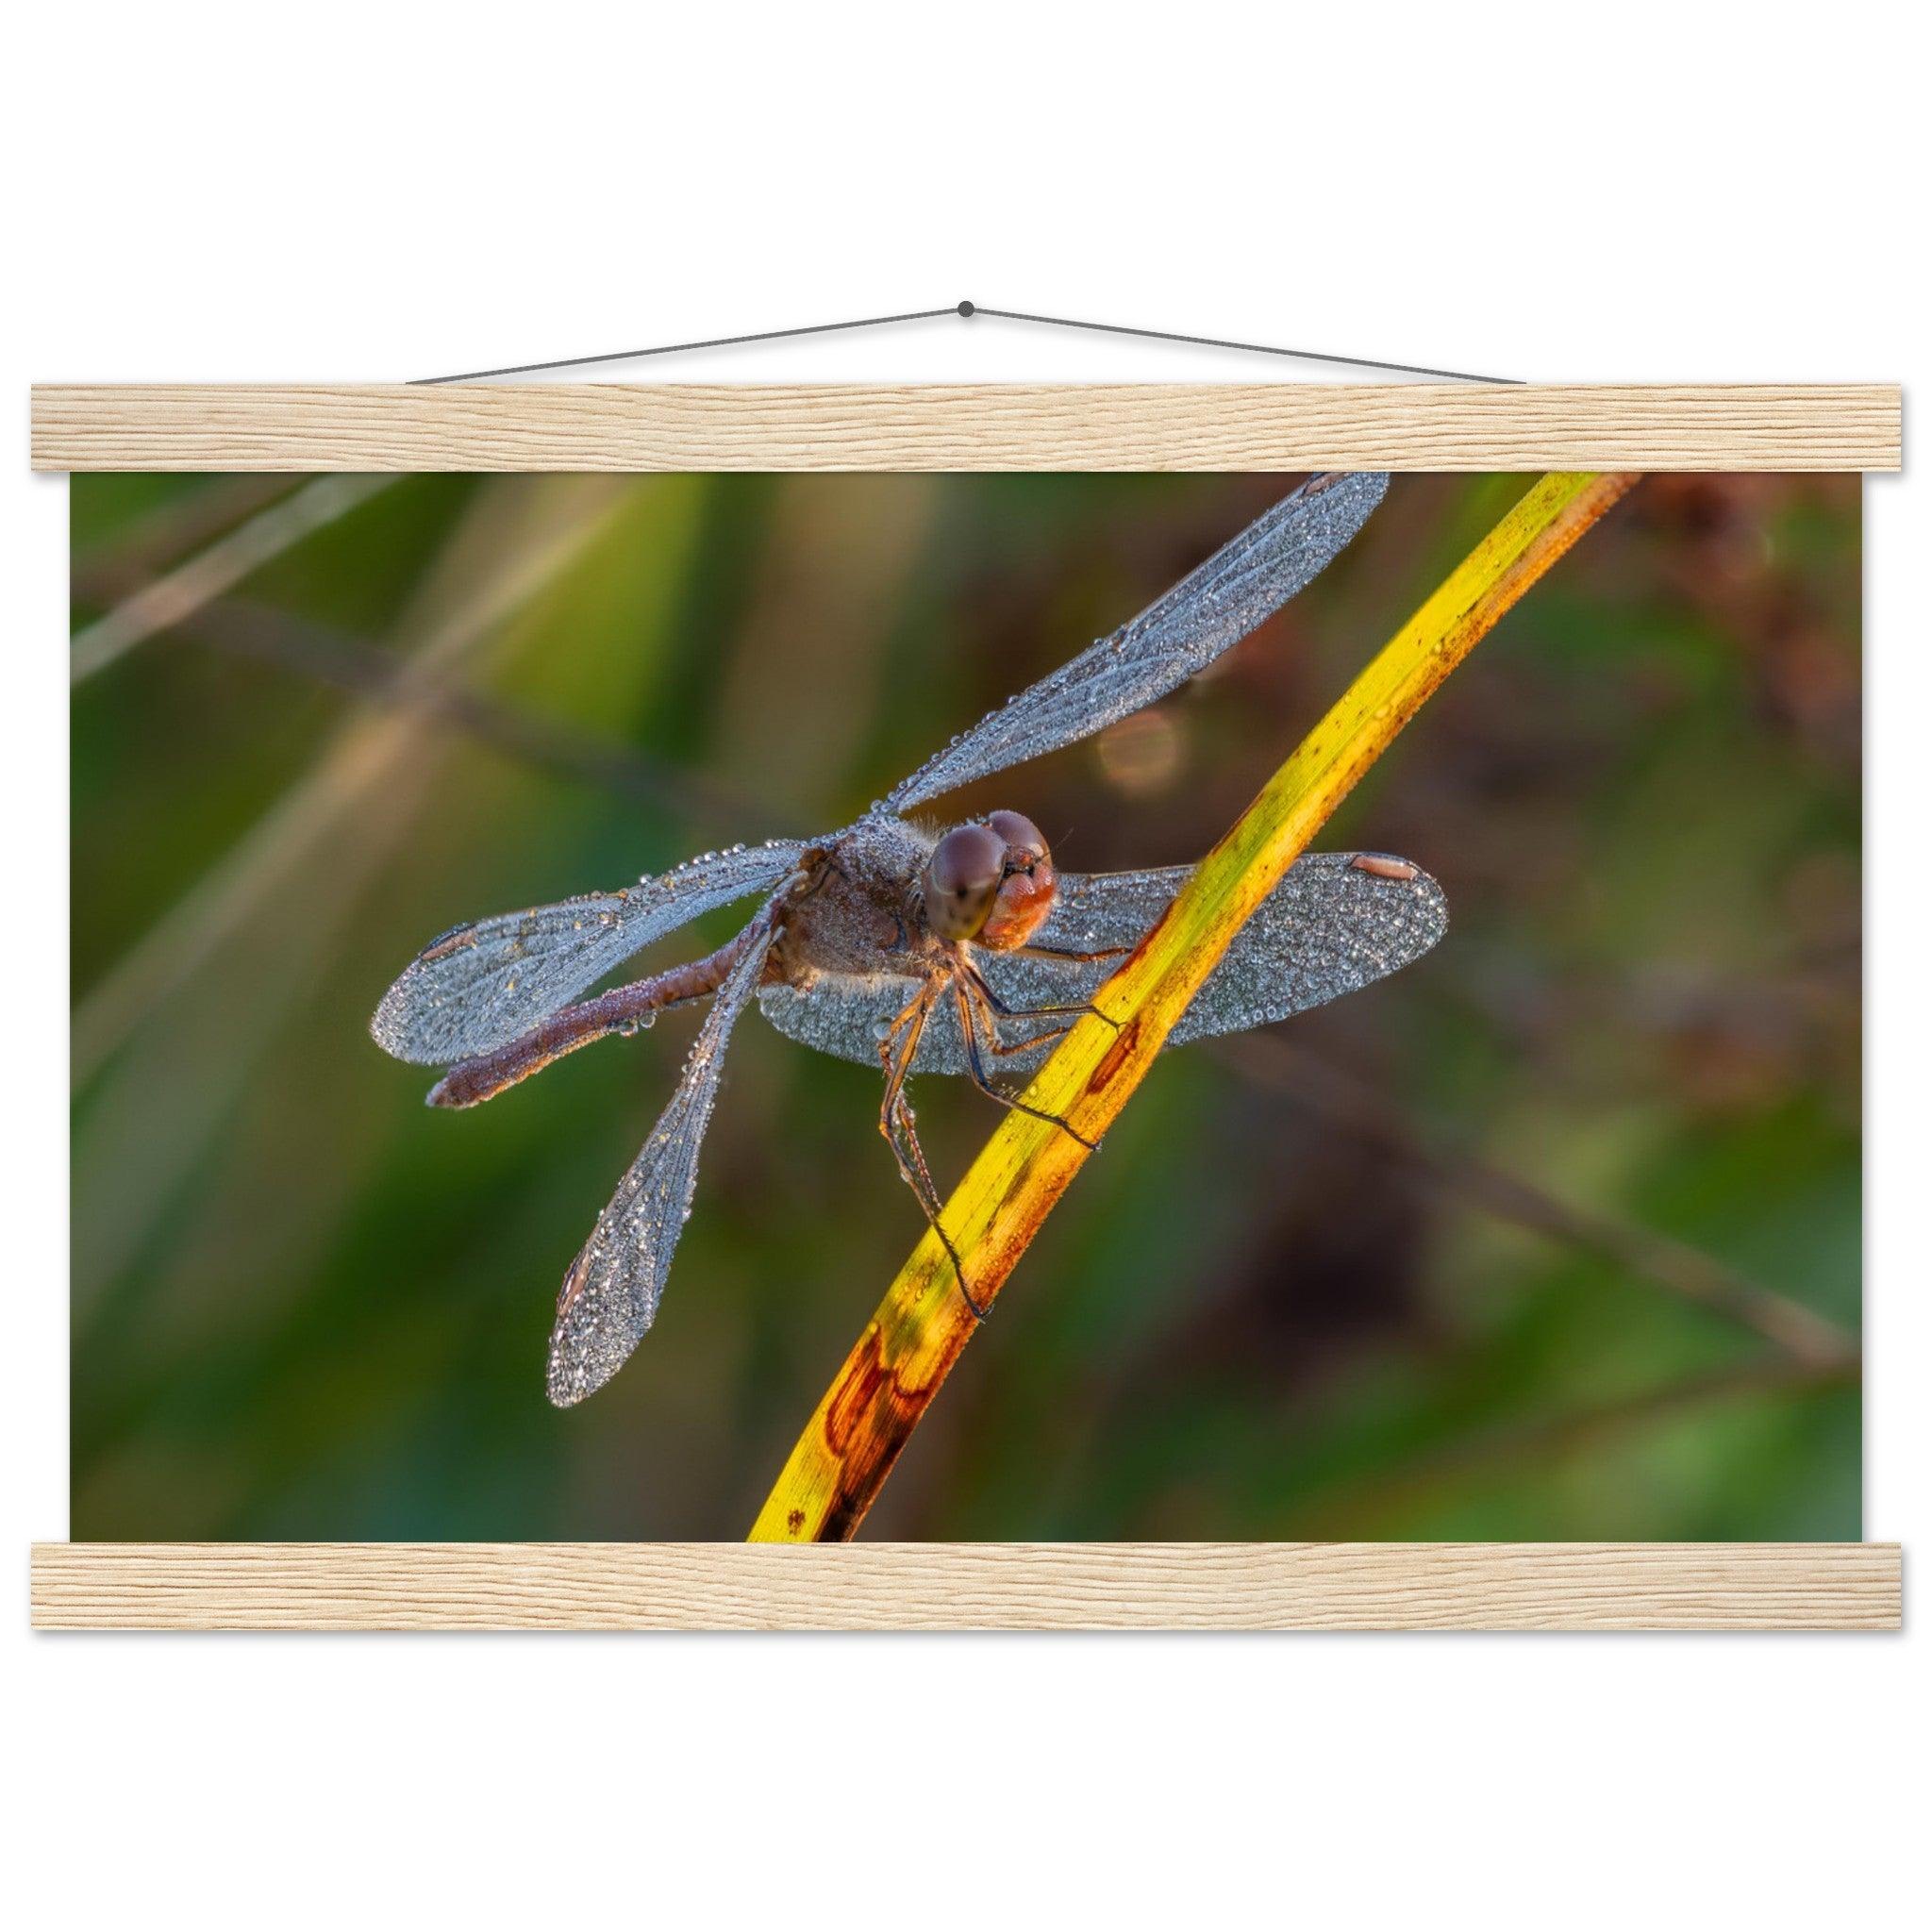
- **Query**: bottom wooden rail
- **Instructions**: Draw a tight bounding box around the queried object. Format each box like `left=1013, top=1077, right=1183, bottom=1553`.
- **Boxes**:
left=29, top=1541, right=1900, bottom=1631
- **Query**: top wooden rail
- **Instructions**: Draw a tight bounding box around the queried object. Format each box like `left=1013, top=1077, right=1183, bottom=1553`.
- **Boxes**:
left=30, top=383, right=1901, bottom=472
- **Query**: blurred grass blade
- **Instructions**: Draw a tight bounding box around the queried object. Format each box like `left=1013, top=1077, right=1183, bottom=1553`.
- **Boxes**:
left=751, top=471, right=1641, bottom=1543
left=71, top=475, right=397, bottom=683
left=71, top=479, right=641, bottom=1313
left=72, top=477, right=635, bottom=1084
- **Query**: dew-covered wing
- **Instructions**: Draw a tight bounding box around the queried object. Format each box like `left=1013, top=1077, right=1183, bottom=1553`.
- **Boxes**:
left=370, top=841, right=803, bottom=1065
left=885, top=473, right=1388, bottom=812
left=757, top=852, right=1444, bottom=1075
left=1147, top=853, right=1446, bottom=1048
left=545, top=913, right=778, bottom=1407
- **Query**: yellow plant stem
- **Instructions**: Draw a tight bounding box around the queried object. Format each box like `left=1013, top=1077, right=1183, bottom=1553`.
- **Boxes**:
left=751, top=471, right=1640, bottom=1543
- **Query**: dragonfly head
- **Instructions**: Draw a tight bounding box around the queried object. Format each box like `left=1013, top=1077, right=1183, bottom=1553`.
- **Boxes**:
left=924, top=810, right=1058, bottom=948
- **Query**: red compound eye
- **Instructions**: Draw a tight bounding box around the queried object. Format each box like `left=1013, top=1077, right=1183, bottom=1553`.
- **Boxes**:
left=986, top=809, right=1048, bottom=868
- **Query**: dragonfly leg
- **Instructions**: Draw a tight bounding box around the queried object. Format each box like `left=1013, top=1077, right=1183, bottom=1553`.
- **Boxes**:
left=951, top=974, right=1097, bottom=1151
left=958, top=953, right=1122, bottom=1034
left=427, top=932, right=752, bottom=1109
left=1006, top=940, right=1131, bottom=966
left=986, top=1020, right=1075, bottom=1058
left=888, top=1099, right=984, bottom=1322
left=875, top=980, right=984, bottom=1321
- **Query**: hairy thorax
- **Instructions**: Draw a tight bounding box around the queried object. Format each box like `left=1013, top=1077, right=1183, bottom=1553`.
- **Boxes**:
left=770, top=816, right=944, bottom=988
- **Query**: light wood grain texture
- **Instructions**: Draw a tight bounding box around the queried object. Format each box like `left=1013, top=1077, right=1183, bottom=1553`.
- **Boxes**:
left=30, top=1542, right=1900, bottom=1630
left=30, top=384, right=1901, bottom=472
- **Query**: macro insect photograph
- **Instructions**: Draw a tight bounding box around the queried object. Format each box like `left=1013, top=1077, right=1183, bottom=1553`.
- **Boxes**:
left=70, top=467, right=1861, bottom=1543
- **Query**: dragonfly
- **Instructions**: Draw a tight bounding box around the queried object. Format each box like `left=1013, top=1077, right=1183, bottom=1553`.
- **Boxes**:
left=371, top=472, right=1446, bottom=1407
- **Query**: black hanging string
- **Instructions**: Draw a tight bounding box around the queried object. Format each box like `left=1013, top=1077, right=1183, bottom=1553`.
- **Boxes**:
left=414, top=300, right=1516, bottom=386
left=967, top=307, right=1515, bottom=384
left=416, top=308, right=959, bottom=385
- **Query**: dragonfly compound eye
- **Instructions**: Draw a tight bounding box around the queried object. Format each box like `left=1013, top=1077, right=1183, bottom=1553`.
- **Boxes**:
left=985, top=809, right=1049, bottom=869
left=979, top=810, right=1059, bottom=951
left=924, top=823, right=1008, bottom=940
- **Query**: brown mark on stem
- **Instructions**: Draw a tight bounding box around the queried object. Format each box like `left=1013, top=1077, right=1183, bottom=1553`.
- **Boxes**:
left=1085, top=1014, right=1143, bottom=1099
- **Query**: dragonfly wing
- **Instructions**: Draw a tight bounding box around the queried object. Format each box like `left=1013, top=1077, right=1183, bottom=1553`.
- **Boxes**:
left=370, top=840, right=804, bottom=1064
left=758, top=853, right=1443, bottom=1077
left=759, top=969, right=1019, bottom=1075
left=885, top=473, right=1388, bottom=812
left=760, top=970, right=925, bottom=1071
left=1160, top=852, right=1447, bottom=1046
left=1000, top=852, right=1445, bottom=1062
left=545, top=911, right=778, bottom=1407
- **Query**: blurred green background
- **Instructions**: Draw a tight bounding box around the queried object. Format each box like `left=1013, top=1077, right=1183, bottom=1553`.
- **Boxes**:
left=70, top=471, right=1861, bottom=1541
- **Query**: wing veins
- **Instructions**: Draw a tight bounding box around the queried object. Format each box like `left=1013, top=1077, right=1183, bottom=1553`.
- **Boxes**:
left=370, top=840, right=803, bottom=1065
left=545, top=908, right=780, bottom=1407
left=887, top=472, right=1388, bottom=811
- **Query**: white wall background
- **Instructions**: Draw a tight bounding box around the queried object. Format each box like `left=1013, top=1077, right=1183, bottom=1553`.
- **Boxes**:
left=5, top=4, right=1924, bottom=1924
